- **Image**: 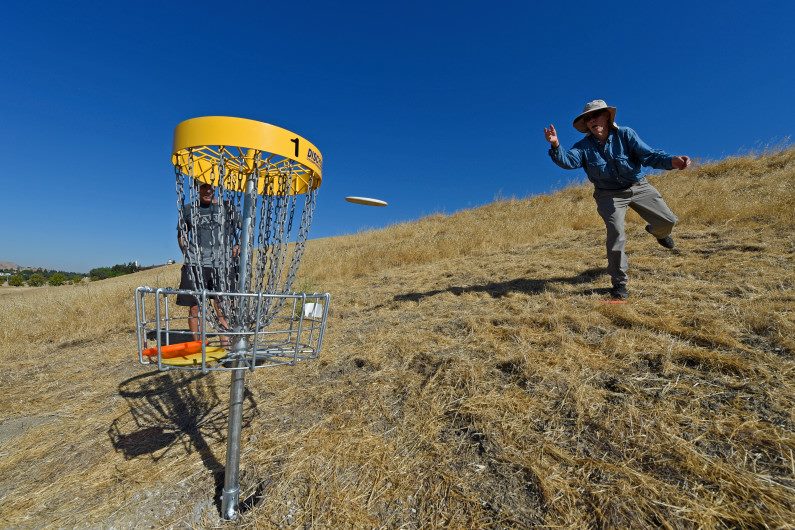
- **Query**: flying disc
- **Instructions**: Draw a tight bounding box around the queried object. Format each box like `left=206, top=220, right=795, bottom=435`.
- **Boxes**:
left=345, top=196, right=388, bottom=207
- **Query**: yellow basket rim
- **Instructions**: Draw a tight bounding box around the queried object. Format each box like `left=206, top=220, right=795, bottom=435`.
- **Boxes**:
left=172, top=116, right=323, bottom=182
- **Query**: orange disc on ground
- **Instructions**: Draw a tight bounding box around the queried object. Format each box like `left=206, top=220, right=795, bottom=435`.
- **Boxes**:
left=142, top=340, right=206, bottom=359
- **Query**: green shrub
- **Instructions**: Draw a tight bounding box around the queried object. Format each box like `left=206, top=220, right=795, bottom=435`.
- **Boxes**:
left=27, top=273, right=46, bottom=287
left=49, top=273, right=67, bottom=286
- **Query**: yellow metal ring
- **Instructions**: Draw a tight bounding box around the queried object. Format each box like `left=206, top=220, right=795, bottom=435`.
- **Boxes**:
left=172, top=116, right=323, bottom=194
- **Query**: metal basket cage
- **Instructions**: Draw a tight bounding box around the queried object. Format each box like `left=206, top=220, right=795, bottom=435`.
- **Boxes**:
left=135, top=286, right=330, bottom=373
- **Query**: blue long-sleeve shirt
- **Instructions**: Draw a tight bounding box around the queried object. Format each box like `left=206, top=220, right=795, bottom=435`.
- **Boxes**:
left=549, top=126, right=674, bottom=190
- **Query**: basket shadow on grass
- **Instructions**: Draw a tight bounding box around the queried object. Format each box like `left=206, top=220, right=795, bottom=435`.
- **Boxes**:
left=109, top=371, right=259, bottom=515
left=393, top=267, right=607, bottom=302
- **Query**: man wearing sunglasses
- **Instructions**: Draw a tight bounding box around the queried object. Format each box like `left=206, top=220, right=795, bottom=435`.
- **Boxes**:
left=544, top=99, right=690, bottom=301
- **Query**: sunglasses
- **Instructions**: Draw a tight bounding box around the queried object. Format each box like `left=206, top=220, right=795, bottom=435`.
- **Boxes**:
left=584, top=111, right=605, bottom=122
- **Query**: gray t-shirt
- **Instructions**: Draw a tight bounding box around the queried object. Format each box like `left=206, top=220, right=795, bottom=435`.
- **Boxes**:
left=178, top=202, right=240, bottom=266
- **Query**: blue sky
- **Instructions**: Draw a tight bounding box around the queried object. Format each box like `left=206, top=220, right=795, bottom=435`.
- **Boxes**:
left=1, top=0, right=792, bottom=272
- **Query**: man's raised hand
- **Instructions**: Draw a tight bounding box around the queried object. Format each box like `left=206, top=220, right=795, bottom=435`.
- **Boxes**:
left=544, top=124, right=559, bottom=148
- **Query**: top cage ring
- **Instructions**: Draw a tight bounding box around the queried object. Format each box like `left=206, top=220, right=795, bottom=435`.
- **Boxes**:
left=172, top=116, right=323, bottom=195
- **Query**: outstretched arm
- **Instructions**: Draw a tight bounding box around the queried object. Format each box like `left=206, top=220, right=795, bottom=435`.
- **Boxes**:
left=544, top=124, right=584, bottom=169
left=625, top=127, right=690, bottom=170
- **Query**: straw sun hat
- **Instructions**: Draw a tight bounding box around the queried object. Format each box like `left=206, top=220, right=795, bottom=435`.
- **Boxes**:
left=573, top=99, right=617, bottom=133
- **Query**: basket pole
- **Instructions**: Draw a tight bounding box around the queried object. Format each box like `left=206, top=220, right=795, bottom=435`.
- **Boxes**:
left=221, top=169, right=258, bottom=519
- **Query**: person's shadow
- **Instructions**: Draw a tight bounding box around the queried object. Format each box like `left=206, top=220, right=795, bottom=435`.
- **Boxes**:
left=109, top=371, right=259, bottom=514
left=393, top=267, right=607, bottom=302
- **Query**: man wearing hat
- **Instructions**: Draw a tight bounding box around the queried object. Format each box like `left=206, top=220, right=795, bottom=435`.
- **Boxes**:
left=544, top=100, right=691, bottom=300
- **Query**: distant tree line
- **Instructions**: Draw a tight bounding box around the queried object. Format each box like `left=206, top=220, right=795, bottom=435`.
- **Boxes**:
left=88, top=262, right=145, bottom=281
left=2, top=261, right=153, bottom=287
left=2, top=268, right=85, bottom=287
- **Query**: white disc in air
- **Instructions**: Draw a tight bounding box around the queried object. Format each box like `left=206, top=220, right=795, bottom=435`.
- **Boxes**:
left=345, top=196, right=388, bottom=207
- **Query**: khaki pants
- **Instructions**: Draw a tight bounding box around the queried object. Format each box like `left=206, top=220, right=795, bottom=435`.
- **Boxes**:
left=594, top=180, right=677, bottom=288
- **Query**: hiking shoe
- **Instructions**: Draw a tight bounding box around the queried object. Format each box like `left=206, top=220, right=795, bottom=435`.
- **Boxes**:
left=645, top=225, right=675, bottom=249
left=610, top=286, right=629, bottom=300
left=656, top=236, right=675, bottom=249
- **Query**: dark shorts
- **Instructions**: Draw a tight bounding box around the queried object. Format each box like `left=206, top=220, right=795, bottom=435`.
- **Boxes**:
left=176, top=265, right=237, bottom=306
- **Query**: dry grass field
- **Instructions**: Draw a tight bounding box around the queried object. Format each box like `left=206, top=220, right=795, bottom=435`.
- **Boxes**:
left=1, top=149, right=793, bottom=528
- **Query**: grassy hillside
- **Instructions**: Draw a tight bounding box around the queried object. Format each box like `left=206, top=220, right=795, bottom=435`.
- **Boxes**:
left=1, top=149, right=793, bottom=528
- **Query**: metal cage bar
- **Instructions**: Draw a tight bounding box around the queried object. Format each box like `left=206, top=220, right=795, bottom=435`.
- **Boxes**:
left=135, top=287, right=329, bottom=372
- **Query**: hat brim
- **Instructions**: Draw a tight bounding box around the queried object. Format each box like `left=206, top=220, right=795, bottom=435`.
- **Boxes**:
left=573, top=106, right=617, bottom=133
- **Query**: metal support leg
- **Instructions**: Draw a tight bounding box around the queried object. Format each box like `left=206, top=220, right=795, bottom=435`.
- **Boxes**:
left=221, top=349, right=247, bottom=520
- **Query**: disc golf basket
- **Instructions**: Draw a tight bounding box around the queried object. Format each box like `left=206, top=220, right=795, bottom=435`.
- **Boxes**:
left=134, top=116, right=330, bottom=520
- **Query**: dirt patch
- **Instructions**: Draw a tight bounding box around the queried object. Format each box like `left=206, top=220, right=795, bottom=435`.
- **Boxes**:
left=0, top=415, right=55, bottom=445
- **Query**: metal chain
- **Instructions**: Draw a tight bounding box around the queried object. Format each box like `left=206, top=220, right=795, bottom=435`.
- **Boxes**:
left=177, top=149, right=318, bottom=332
